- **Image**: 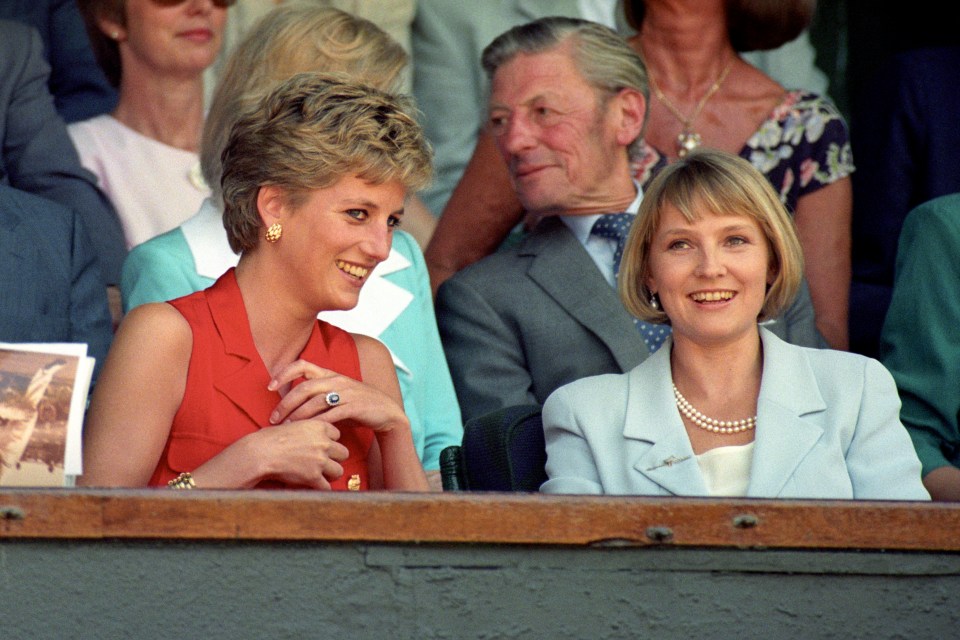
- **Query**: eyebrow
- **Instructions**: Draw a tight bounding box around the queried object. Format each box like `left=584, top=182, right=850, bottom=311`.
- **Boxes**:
left=718, top=223, right=757, bottom=233
left=489, top=93, right=556, bottom=111
left=340, top=198, right=387, bottom=211
left=660, top=221, right=758, bottom=235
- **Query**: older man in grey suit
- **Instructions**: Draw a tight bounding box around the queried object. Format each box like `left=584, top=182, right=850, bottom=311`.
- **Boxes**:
left=0, top=19, right=125, bottom=285
left=412, top=0, right=619, bottom=217
left=436, top=17, right=823, bottom=423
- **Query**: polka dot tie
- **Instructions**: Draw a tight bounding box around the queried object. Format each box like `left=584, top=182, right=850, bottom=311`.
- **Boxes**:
left=591, top=213, right=670, bottom=353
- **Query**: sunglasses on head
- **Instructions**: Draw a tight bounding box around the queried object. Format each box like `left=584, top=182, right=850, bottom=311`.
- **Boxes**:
left=149, top=0, right=236, bottom=7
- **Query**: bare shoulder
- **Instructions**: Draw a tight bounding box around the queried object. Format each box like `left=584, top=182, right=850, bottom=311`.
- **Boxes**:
left=352, top=333, right=392, bottom=369
left=120, top=301, right=190, bottom=333
left=352, top=333, right=400, bottom=396
left=108, top=302, right=193, bottom=369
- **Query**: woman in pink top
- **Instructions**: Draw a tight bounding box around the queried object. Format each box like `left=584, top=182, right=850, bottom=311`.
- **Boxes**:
left=70, top=0, right=231, bottom=248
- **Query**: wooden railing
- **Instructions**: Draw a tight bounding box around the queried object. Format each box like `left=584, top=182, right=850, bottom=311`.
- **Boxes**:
left=3, top=489, right=958, bottom=551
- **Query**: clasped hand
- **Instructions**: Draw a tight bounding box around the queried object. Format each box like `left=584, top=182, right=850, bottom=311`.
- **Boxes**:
left=267, top=359, right=408, bottom=432
left=242, top=360, right=404, bottom=489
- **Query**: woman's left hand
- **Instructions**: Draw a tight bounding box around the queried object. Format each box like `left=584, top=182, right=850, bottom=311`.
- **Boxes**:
left=267, top=359, right=409, bottom=433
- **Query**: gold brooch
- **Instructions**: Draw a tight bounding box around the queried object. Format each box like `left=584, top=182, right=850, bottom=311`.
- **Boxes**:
left=645, top=455, right=691, bottom=472
left=347, top=474, right=361, bottom=491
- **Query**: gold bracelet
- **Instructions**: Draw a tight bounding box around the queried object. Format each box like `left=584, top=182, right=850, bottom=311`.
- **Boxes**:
left=167, top=472, right=195, bottom=490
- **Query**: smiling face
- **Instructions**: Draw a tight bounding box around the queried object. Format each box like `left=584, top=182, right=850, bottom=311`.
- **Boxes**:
left=106, top=0, right=227, bottom=79
left=262, top=174, right=406, bottom=313
left=645, top=204, right=775, bottom=348
left=487, top=44, right=635, bottom=216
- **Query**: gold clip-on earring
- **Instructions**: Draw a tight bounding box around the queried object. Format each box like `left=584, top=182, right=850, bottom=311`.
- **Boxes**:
left=265, top=222, right=282, bottom=243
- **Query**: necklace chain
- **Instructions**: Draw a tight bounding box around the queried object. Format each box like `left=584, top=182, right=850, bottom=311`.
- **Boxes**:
left=648, top=58, right=734, bottom=157
left=672, top=384, right=756, bottom=435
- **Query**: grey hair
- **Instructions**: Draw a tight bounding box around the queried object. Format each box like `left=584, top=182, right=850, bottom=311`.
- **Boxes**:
left=481, top=16, right=649, bottom=159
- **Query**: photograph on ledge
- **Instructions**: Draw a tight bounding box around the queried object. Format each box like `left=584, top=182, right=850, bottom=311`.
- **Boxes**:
left=0, top=344, right=93, bottom=487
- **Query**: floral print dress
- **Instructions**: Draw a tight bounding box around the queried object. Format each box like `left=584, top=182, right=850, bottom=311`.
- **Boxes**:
left=633, top=90, right=855, bottom=214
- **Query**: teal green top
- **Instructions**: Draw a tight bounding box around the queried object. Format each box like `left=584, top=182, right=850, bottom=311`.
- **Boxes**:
left=121, top=205, right=462, bottom=471
left=880, top=193, right=960, bottom=477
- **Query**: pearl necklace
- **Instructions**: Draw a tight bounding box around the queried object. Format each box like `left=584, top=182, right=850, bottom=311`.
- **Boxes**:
left=672, top=384, right=756, bottom=435
left=648, top=57, right=734, bottom=158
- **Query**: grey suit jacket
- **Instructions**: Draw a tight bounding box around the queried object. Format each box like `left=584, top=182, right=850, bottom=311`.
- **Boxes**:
left=541, top=328, right=929, bottom=500
left=0, top=19, right=125, bottom=284
left=0, top=185, right=113, bottom=381
left=437, top=217, right=822, bottom=422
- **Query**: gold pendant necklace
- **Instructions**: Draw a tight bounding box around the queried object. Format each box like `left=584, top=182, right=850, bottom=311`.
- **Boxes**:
left=648, top=58, right=734, bottom=158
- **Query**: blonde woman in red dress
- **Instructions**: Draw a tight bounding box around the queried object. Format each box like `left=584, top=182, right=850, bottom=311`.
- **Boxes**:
left=79, top=74, right=431, bottom=491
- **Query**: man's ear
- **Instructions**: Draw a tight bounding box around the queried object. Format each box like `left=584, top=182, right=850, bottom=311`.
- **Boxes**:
left=256, top=185, right=286, bottom=227
left=612, top=88, right=647, bottom=149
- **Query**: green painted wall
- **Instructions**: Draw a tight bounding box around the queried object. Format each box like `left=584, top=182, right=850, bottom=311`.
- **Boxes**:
left=2, top=541, right=958, bottom=639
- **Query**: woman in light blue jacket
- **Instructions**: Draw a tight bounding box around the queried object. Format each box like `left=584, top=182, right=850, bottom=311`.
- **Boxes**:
left=119, top=5, right=461, bottom=488
left=541, top=149, right=928, bottom=500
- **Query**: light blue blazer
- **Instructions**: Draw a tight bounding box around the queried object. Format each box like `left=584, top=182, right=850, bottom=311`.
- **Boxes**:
left=541, top=328, right=929, bottom=500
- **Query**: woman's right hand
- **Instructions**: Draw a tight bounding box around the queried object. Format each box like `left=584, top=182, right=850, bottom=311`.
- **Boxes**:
left=188, top=417, right=350, bottom=490
left=241, top=417, right=350, bottom=490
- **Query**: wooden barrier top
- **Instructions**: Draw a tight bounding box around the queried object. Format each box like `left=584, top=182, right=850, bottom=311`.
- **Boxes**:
left=2, top=490, right=958, bottom=551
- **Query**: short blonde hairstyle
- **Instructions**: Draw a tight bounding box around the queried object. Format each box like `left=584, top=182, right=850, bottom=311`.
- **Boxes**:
left=201, top=4, right=408, bottom=199
left=619, top=149, right=803, bottom=323
left=220, top=72, right=432, bottom=253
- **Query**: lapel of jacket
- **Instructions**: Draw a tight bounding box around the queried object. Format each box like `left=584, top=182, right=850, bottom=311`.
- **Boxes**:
left=0, top=193, right=29, bottom=298
left=0, top=199, right=23, bottom=249
left=207, top=270, right=279, bottom=425
left=524, top=218, right=649, bottom=373
left=747, top=328, right=827, bottom=497
left=623, top=341, right=708, bottom=495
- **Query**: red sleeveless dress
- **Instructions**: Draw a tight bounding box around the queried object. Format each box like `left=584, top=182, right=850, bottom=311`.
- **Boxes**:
left=148, top=268, right=374, bottom=490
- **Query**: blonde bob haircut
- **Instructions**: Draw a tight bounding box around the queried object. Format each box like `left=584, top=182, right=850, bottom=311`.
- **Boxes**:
left=201, top=3, right=408, bottom=200
left=220, top=72, right=432, bottom=254
left=619, top=149, right=804, bottom=324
